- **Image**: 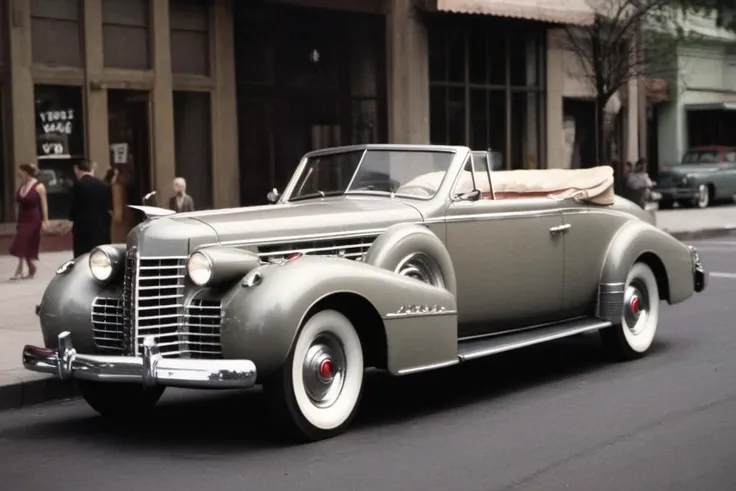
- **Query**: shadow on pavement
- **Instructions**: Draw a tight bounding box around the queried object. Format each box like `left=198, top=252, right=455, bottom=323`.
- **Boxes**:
left=2, top=333, right=671, bottom=454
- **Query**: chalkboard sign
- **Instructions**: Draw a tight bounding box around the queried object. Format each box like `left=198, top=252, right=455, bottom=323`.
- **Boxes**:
left=34, top=85, right=85, bottom=160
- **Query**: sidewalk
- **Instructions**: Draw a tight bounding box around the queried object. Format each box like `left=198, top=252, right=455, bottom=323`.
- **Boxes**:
left=2, top=206, right=735, bottom=411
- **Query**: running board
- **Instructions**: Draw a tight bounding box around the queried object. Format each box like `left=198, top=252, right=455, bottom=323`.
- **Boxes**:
left=457, top=318, right=612, bottom=362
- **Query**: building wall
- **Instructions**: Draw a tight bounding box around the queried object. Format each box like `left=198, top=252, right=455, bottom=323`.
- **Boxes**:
left=2, top=0, right=238, bottom=225
left=656, top=13, right=736, bottom=166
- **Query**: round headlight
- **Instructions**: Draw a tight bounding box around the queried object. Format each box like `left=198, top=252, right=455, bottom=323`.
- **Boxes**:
left=187, top=251, right=212, bottom=286
left=89, top=248, right=113, bottom=282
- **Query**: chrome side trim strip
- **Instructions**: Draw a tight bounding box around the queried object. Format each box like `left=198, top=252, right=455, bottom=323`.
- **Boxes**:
left=383, top=309, right=458, bottom=320
left=396, top=359, right=459, bottom=375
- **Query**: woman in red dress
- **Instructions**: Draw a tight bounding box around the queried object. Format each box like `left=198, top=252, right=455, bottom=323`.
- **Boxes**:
left=9, top=163, right=49, bottom=280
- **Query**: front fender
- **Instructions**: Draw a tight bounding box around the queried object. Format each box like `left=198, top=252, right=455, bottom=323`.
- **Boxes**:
left=38, top=254, right=105, bottom=352
left=219, top=255, right=458, bottom=378
left=599, top=220, right=693, bottom=306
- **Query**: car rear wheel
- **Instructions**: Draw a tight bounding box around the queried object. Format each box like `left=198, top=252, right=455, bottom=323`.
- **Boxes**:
left=600, top=262, right=660, bottom=360
left=78, top=380, right=165, bottom=419
left=265, top=309, right=364, bottom=442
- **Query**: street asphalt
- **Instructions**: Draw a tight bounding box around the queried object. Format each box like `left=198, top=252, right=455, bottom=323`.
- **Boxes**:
left=1, top=236, right=735, bottom=491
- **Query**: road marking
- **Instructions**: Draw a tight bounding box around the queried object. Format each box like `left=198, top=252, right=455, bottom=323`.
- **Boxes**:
left=689, top=241, right=736, bottom=246
left=710, top=272, right=736, bottom=279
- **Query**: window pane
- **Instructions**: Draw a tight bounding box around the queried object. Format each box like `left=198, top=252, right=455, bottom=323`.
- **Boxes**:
left=488, top=30, right=506, bottom=85
left=488, top=91, right=506, bottom=162
left=430, top=86, right=447, bottom=144
left=468, top=27, right=486, bottom=84
left=428, top=25, right=446, bottom=82
left=35, top=85, right=85, bottom=220
left=511, top=92, right=540, bottom=170
left=510, top=31, right=539, bottom=87
left=469, top=90, right=488, bottom=150
left=447, top=87, right=466, bottom=145
left=446, top=28, right=465, bottom=83
left=174, top=91, right=213, bottom=210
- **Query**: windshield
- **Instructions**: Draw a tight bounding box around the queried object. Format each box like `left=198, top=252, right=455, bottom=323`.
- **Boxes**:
left=288, top=149, right=455, bottom=201
left=681, top=150, right=719, bottom=164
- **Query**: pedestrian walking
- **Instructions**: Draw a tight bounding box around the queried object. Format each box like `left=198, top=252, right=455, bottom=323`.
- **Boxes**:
left=625, top=158, right=654, bottom=209
left=8, top=163, right=49, bottom=280
left=62, top=159, right=111, bottom=258
left=169, top=177, right=195, bottom=212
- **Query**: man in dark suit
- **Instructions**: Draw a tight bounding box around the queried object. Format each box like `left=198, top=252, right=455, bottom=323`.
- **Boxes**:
left=64, top=159, right=111, bottom=258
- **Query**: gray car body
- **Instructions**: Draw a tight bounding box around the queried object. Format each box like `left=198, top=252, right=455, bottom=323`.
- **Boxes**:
left=656, top=146, right=736, bottom=204
left=39, top=144, right=699, bottom=380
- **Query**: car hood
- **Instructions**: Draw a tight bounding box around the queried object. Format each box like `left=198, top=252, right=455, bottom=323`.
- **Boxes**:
left=178, top=196, right=425, bottom=246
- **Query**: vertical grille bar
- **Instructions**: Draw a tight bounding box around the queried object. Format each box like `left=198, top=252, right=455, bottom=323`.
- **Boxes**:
left=121, top=247, right=138, bottom=354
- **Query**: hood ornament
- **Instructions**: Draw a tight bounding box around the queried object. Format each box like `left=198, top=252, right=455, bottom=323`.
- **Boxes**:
left=128, top=205, right=176, bottom=219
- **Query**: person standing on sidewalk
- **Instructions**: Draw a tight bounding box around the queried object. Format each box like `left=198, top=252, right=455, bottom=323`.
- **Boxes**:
left=8, top=163, right=49, bottom=280
left=62, top=159, right=111, bottom=258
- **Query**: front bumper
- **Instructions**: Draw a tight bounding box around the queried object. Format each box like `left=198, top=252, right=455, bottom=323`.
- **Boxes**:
left=22, top=331, right=257, bottom=390
left=690, top=246, right=708, bottom=293
left=657, top=187, right=697, bottom=202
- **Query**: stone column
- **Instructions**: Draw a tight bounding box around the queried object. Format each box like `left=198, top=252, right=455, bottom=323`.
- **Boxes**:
left=83, top=0, right=109, bottom=177
left=210, top=0, right=239, bottom=209
left=386, top=0, right=429, bottom=144
left=151, top=0, right=176, bottom=204
left=625, top=76, right=639, bottom=163
left=8, top=0, right=36, bottom=202
left=546, top=28, right=565, bottom=168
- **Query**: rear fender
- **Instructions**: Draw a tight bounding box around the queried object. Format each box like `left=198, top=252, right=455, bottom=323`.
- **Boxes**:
left=598, top=221, right=693, bottom=321
left=219, top=255, right=458, bottom=378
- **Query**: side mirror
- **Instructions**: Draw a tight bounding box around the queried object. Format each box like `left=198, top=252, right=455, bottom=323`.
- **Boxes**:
left=267, top=188, right=280, bottom=204
left=454, top=189, right=482, bottom=202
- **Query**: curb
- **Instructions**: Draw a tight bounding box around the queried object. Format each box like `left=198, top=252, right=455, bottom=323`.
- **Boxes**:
left=666, top=226, right=736, bottom=241
left=0, top=371, right=79, bottom=412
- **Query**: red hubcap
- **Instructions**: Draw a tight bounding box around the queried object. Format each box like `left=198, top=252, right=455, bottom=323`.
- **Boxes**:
left=318, top=359, right=333, bottom=379
left=630, top=296, right=640, bottom=315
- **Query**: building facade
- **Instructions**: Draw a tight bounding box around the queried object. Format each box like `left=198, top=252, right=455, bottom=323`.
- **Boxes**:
left=656, top=13, right=736, bottom=168
left=0, top=0, right=612, bottom=250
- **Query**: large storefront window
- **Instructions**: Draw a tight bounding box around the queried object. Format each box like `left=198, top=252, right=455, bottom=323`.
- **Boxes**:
left=234, top=2, right=387, bottom=205
left=428, top=17, right=545, bottom=169
left=34, top=85, right=85, bottom=220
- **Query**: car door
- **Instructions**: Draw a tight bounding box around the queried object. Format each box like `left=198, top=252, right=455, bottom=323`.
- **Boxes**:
left=444, top=160, right=566, bottom=338
left=718, top=150, right=736, bottom=198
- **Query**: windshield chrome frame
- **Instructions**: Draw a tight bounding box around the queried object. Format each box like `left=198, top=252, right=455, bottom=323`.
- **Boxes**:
left=278, top=144, right=469, bottom=204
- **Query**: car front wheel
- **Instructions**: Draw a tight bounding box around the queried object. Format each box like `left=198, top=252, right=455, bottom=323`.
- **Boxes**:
left=600, top=262, right=660, bottom=360
left=265, top=309, right=364, bottom=442
left=78, top=380, right=165, bottom=419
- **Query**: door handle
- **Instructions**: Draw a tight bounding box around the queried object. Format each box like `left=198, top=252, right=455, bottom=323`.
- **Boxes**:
left=549, top=224, right=571, bottom=234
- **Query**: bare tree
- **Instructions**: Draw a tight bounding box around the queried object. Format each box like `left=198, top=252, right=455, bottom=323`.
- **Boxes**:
left=564, top=0, right=691, bottom=164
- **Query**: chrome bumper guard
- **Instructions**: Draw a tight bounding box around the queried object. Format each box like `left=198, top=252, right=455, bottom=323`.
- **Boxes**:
left=689, top=246, right=708, bottom=293
left=22, top=331, right=257, bottom=390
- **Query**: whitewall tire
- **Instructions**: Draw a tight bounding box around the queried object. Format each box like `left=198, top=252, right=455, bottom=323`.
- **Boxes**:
left=266, top=309, right=364, bottom=441
left=600, top=262, right=660, bottom=360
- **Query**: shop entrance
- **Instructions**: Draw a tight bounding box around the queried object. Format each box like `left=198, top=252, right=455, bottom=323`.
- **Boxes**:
left=107, top=89, right=152, bottom=206
left=234, top=2, right=387, bottom=205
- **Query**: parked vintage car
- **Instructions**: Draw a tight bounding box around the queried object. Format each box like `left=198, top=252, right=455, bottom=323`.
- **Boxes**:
left=24, top=144, right=707, bottom=441
left=656, top=146, right=736, bottom=209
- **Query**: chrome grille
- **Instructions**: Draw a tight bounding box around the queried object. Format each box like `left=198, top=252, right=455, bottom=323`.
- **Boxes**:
left=183, top=298, right=224, bottom=359
left=257, top=236, right=377, bottom=262
left=91, top=297, right=125, bottom=352
left=122, top=247, right=138, bottom=353
left=134, top=256, right=187, bottom=356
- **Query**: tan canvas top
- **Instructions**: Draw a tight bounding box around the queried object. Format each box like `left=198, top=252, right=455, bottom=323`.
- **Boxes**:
left=398, top=166, right=615, bottom=205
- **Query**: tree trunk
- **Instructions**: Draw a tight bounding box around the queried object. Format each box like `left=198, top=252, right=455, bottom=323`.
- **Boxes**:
left=595, top=96, right=608, bottom=165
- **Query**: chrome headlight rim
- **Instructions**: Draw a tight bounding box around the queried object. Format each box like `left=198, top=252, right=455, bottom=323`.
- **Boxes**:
left=187, top=250, right=213, bottom=286
left=88, top=246, right=119, bottom=283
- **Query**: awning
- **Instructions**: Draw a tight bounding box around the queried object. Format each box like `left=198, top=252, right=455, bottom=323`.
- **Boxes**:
left=435, top=0, right=595, bottom=26
left=685, top=102, right=736, bottom=111
left=646, top=78, right=669, bottom=103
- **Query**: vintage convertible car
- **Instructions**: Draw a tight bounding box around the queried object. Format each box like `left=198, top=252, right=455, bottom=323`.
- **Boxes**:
left=23, top=144, right=707, bottom=442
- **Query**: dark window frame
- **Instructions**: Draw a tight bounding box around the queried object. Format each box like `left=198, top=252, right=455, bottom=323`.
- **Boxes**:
left=428, top=15, right=547, bottom=170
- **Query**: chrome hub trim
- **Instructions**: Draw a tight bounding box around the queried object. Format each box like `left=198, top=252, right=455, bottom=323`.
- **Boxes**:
left=624, top=281, right=649, bottom=335
left=302, top=333, right=346, bottom=408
